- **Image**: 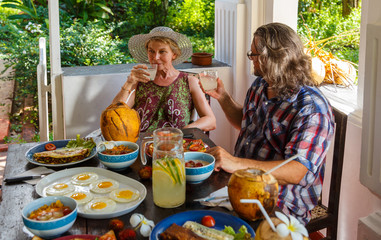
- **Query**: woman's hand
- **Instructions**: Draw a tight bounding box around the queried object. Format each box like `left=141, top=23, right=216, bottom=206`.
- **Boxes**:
left=207, top=146, right=241, bottom=173
left=128, top=64, right=151, bottom=84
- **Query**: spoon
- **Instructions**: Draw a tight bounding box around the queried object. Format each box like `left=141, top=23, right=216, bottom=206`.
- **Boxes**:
left=264, top=153, right=302, bottom=175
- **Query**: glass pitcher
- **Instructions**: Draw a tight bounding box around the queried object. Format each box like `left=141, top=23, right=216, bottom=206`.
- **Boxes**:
left=141, top=127, right=186, bottom=208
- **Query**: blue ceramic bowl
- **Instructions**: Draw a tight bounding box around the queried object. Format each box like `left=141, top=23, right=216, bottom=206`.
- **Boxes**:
left=22, top=196, right=78, bottom=239
left=185, top=152, right=215, bottom=184
left=97, top=141, right=139, bottom=170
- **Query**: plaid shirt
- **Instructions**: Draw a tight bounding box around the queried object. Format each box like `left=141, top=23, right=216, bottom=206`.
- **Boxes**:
left=234, top=77, right=334, bottom=224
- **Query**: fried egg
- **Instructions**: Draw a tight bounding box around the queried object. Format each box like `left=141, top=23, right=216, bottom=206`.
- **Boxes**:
left=66, top=191, right=93, bottom=204
left=84, top=197, right=116, bottom=214
left=109, top=187, right=140, bottom=203
left=71, top=172, right=99, bottom=186
left=46, top=182, right=75, bottom=196
left=89, top=179, right=119, bottom=193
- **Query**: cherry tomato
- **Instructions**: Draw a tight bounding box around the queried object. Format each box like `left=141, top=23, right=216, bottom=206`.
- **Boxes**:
left=195, top=162, right=203, bottom=167
left=119, top=228, right=136, bottom=240
left=189, top=144, right=201, bottom=151
left=62, top=207, right=72, bottom=216
left=201, top=215, right=215, bottom=227
left=138, top=166, right=152, bottom=179
left=109, top=218, right=124, bottom=232
left=45, top=143, right=56, bottom=151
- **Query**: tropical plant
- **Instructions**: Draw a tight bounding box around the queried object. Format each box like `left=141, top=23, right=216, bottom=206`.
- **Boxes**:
left=59, top=0, right=113, bottom=23
left=298, top=0, right=361, bottom=65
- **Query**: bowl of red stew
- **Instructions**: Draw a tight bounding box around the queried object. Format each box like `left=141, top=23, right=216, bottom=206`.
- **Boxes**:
left=184, top=152, right=215, bottom=184
left=22, top=196, right=78, bottom=239
left=96, top=141, right=139, bottom=171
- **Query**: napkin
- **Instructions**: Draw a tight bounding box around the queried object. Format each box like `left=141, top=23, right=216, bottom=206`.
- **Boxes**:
left=195, top=186, right=233, bottom=211
left=14, top=166, right=55, bottom=185
left=86, top=128, right=105, bottom=146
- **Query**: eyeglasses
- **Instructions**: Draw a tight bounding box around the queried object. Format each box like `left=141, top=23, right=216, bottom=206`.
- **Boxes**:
left=247, top=50, right=260, bottom=60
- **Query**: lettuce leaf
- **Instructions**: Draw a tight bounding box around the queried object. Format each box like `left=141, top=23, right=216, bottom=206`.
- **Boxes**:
left=66, top=134, right=96, bottom=152
left=223, top=225, right=253, bottom=240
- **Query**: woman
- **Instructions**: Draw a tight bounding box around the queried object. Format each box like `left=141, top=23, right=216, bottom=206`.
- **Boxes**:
left=113, top=27, right=216, bottom=133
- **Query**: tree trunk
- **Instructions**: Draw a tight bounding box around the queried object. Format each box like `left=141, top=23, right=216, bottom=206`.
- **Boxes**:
left=343, top=0, right=360, bottom=17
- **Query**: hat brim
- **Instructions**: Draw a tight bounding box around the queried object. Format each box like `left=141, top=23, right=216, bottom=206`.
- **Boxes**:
left=128, top=31, right=193, bottom=65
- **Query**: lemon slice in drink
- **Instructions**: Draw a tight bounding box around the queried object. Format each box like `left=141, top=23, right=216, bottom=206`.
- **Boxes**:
left=153, top=169, right=176, bottom=186
left=174, top=158, right=185, bottom=182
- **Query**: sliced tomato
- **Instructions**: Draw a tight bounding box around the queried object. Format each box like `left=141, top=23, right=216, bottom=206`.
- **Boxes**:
left=188, top=144, right=202, bottom=151
left=45, top=143, right=56, bottom=151
left=201, top=215, right=215, bottom=227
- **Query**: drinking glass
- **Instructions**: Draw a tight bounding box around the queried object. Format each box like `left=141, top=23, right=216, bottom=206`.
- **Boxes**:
left=199, top=70, right=218, bottom=91
left=150, top=127, right=185, bottom=208
left=145, top=64, right=158, bottom=80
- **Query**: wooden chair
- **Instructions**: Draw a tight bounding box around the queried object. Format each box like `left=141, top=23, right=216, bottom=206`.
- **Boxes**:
left=306, top=107, right=348, bottom=240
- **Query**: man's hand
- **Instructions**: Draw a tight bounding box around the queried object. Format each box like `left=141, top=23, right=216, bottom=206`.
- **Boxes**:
left=207, top=146, right=241, bottom=173
left=205, top=78, right=227, bottom=101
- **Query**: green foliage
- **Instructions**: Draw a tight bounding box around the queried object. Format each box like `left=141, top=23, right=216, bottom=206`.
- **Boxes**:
left=189, top=36, right=214, bottom=54
left=60, top=21, right=134, bottom=67
left=167, top=0, right=214, bottom=37
left=0, top=0, right=41, bottom=21
left=298, top=0, right=361, bottom=65
left=59, top=0, right=113, bottom=23
left=3, top=134, right=27, bottom=144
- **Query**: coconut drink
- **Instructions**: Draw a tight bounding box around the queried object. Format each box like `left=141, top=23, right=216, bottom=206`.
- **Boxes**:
left=239, top=198, right=309, bottom=240
left=228, top=168, right=278, bottom=221
left=255, top=212, right=309, bottom=240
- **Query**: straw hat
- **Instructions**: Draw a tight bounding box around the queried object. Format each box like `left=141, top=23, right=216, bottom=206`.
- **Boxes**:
left=128, top=26, right=193, bottom=65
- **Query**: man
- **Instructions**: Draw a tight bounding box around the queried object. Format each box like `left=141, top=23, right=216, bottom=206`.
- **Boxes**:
left=207, top=22, right=335, bottom=224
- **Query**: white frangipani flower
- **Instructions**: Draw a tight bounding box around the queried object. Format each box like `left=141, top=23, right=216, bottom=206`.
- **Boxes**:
left=130, top=213, right=155, bottom=237
left=275, top=212, right=308, bottom=240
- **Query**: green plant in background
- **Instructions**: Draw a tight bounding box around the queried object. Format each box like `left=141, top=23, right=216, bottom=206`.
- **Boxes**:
left=168, top=0, right=214, bottom=38
left=298, top=0, right=361, bottom=66
left=1, top=0, right=43, bottom=21
left=59, top=0, right=113, bottom=23
left=60, top=21, right=134, bottom=67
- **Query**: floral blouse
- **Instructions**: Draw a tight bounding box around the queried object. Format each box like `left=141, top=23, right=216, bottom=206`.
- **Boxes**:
left=133, top=72, right=193, bottom=132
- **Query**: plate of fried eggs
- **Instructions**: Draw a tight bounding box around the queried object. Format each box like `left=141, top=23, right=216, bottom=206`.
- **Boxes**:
left=35, top=167, right=146, bottom=219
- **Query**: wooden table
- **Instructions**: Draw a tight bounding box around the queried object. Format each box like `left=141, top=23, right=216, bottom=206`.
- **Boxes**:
left=0, top=128, right=261, bottom=239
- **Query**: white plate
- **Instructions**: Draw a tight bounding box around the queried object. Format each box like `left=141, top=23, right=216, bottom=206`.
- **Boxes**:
left=25, top=140, right=97, bottom=167
left=35, top=167, right=147, bottom=219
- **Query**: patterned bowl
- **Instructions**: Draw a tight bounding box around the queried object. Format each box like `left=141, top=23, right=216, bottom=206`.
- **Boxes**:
left=185, top=152, right=215, bottom=184
left=97, top=141, right=139, bottom=171
left=22, top=196, right=78, bottom=239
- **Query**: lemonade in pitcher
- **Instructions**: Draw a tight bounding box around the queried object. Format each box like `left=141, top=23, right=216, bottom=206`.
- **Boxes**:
left=152, top=156, right=185, bottom=207
left=150, top=127, right=186, bottom=208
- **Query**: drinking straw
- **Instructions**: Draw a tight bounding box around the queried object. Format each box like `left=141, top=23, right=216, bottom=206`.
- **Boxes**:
left=126, top=89, right=136, bottom=104
left=264, top=153, right=302, bottom=175
left=240, top=199, right=276, bottom=232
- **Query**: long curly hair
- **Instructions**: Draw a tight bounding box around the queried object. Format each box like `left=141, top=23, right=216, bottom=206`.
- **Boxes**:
left=254, top=23, right=314, bottom=99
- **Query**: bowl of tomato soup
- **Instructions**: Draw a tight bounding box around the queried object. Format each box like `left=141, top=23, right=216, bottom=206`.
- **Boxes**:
left=184, top=152, right=215, bottom=184
left=22, top=196, right=78, bottom=239
left=97, top=141, right=139, bottom=171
